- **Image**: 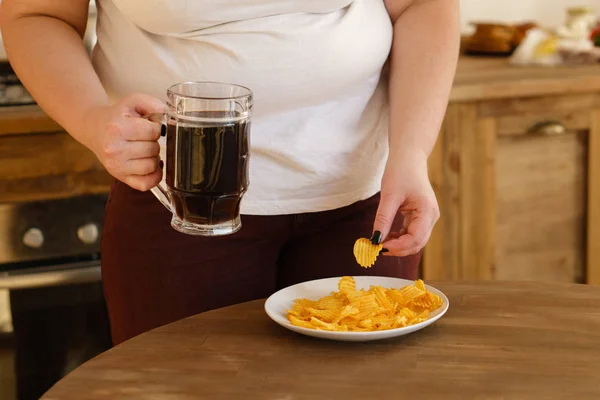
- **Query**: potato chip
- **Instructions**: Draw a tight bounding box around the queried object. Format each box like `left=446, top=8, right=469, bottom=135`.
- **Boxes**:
left=286, top=276, right=444, bottom=332
left=353, top=238, right=383, bottom=268
left=288, top=315, right=315, bottom=329
left=306, top=307, right=341, bottom=322
left=309, top=317, right=339, bottom=331
left=386, top=289, right=409, bottom=308
left=338, top=276, right=356, bottom=294
left=288, top=299, right=318, bottom=318
left=349, top=295, right=379, bottom=320
left=411, top=292, right=444, bottom=310
left=397, top=307, right=417, bottom=320
left=316, top=295, right=345, bottom=310
left=339, top=317, right=360, bottom=328
left=393, top=315, right=408, bottom=327
left=358, top=319, right=373, bottom=329
left=335, top=305, right=359, bottom=323
left=369, top=285, right=394, bottom=311
left=397, top=284, right=426, bottom=302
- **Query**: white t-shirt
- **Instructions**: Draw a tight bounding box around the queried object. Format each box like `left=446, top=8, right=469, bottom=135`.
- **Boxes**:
left=93, top=0, right=393, bottom=215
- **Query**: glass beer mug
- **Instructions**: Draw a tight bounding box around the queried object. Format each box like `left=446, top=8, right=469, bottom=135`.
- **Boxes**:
left=149, top=82, right=252, bottom=236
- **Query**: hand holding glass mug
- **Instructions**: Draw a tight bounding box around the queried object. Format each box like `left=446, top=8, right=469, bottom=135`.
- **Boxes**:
left=80, top=82, right=253, bottom=237
left=78, top=93, right=166, bottom=192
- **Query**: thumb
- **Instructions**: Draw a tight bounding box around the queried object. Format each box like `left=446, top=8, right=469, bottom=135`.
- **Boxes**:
left=372, top=193, right=403, bottom=244
left=125, top=93, right=166, bottom=117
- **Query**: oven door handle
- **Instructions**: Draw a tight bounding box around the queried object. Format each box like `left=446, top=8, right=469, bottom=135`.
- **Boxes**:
left=0, top=262, right=102, bottom=290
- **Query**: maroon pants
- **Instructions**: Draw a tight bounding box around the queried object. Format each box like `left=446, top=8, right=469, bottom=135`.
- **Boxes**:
left=101, top=180, right=421, bottom=345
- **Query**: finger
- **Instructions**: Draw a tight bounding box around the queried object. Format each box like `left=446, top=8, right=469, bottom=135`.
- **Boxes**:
left=372, top=193, right=404, bottom=244
left=382, top=211, right=436, bottom=257
left=123, top=169, right=162, bottom=192
left=401, top=211, right=412, bottom=232
left=125, top=118, right=162, bottom=141
left=124, top=156, right=160, bottom=176
left=387, top=211, right=412, bottom=241
left=124, top=93, right=166, bottom=117
left=125, top=140, right=161, bottom=160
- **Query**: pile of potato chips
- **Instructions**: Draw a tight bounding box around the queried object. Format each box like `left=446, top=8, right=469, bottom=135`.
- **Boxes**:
left=287, top=276, right=443, bottom=332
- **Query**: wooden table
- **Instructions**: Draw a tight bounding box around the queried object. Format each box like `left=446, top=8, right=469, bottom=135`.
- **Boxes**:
left=42, top=281, right=600, bottom=399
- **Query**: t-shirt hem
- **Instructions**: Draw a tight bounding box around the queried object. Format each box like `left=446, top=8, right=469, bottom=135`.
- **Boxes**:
left=240, top=182, right=382, bottom=216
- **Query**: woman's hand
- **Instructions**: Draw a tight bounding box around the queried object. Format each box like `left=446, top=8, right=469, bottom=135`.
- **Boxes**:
left=374, top=0, right=459, bottom=257
left=372, top=153, right=440, bottom=257
left=79, top=94, right=166, bottom=192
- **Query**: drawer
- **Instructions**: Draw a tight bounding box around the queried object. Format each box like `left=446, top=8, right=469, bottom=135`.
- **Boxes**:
left=480, top=93, right=599, bottom=136
left=0, top=131, right=111, bottom=203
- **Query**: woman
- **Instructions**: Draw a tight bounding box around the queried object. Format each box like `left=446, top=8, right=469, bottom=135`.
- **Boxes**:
left=1, top=0, right=459, bottom=345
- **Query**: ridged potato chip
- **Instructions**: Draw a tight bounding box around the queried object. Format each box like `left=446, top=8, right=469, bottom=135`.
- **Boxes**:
left=287, top=277, right=443, bottom=332
left=338, top=276, right=356, bottom=294
left=353, top=238, right=383, bottom=268
left=316, top=296, right=345, bottom=310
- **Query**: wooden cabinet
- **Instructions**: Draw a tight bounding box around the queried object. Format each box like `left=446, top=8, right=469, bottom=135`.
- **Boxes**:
left=424, top=77, right=600, bottom=285
left=0, top=106, right=112, bottom=203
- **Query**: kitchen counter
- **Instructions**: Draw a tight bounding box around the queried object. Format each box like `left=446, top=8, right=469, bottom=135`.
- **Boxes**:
left=451, top=57, right=600, bottom=102
left=0, top=105, right=61, bottom=137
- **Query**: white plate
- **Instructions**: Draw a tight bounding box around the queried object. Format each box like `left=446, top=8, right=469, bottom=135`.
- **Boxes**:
left=264, top=276, right=449, bottom=342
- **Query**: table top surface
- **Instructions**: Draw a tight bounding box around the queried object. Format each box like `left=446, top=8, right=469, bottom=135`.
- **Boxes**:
left=42, top=281, right=600, bottom=400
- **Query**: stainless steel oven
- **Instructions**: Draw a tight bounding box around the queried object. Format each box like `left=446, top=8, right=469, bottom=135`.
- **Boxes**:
left=0, top=194, right=112, bottom=400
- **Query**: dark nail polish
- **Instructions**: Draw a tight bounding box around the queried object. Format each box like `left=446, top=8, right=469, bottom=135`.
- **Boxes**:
left=380, top=248, right=389, bottom=254
left=371, top=231, right=382, bottom=245
left=159, top=160, right=164, bottom=169
left=160, top=124, right=166, bottom=137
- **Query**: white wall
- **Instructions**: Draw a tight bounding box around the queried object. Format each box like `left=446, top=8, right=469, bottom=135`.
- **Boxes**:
left=460, top=0, right=598, bottom=32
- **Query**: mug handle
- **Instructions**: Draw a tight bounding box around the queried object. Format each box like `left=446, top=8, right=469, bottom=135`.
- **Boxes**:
left=144, top=113, right=173, bottom=213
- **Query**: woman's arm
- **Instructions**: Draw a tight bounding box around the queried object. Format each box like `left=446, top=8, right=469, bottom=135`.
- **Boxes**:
left=0, top=0, right=164, bottom=191
left=0, top=1, right=107, bottom=139
left=374, top=0, right=460, bottom=256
